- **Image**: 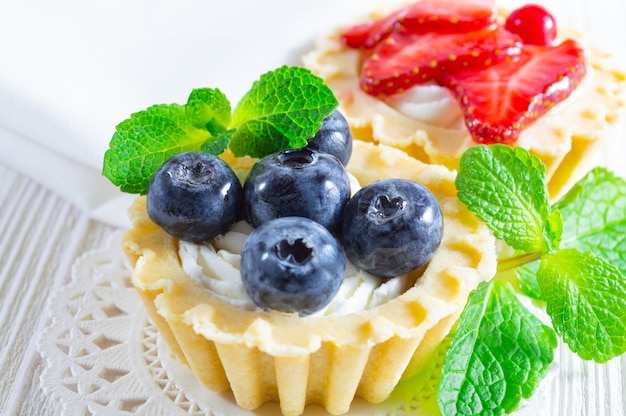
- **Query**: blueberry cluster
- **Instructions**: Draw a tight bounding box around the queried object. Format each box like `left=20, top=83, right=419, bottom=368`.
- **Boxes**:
left=146, top=110, right=443, bottom=315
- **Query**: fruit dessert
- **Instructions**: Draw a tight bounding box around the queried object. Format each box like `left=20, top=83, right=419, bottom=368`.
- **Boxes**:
left=104, top=66, right=497, bottom=415
left=122, top=141, right=496, bottom=416
left=104, top=65, right=626, bottom=416
left=303, top=0, right=626, bottom=199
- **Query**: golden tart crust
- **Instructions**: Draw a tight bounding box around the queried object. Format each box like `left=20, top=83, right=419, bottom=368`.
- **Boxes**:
left=122, top=140, right=497, bottom=416
left=303, top=7, right=626, bottom=200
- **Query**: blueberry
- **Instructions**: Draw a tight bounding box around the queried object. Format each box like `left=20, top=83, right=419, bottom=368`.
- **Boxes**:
left=243, top=148, right=351, bottom=232
left=340, top=179, right=443, bottom=278
left=240, top=217, right=346, bottom=315
left=305, top=110, right=353, bottom=166
left=146, top=152, right=243, bottom=242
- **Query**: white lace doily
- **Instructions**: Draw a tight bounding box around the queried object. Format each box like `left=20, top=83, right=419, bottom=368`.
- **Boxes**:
left=38, top=232, right=552, bottom=416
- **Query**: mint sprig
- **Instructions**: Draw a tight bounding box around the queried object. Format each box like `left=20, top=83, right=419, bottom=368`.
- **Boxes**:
left=437, top=144, right=626, bottom=416
left=438, top=280, right=556, bottom=416
left=102, top=65, right=338, bottom=195
left=229, top=65, right=339, bottom=157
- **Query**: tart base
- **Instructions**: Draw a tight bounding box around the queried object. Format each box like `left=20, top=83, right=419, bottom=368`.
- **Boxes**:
left=123, top=140, right=497, bottom=416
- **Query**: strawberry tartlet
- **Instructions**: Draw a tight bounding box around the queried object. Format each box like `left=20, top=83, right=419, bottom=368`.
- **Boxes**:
left=304, top=0, right=626, bottom=198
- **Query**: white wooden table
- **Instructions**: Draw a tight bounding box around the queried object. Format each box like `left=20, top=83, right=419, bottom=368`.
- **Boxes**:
left=1, top=0, right=625, bottom=415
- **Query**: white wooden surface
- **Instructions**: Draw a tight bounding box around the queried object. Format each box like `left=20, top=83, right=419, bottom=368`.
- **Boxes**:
left=1, top=0, right=625, bottom=415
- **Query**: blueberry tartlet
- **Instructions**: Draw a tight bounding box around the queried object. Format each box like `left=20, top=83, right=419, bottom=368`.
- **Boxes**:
left=122, top=139, right=496, bottom=416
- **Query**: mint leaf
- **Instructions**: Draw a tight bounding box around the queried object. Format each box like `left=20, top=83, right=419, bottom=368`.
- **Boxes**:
left=186, top=87, right=231, bottom=134
left=438, top=280, right=556, bottom=416
left=229, top=65, right=338, bottom=157
left=201, top=129, right=233, bottom=155
left=543, top=209, right=563, bottom=253
left=538, top=248, right=626, bottom=362
left=515, top=261, right=542, bottom=301
left=456, top=145, right=559, bottom=254
left=554, top=167, right=626, bottom=275
left=102, top=104, right=212, bottom=194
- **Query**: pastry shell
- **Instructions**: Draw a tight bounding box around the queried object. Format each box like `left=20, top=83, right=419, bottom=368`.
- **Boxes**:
left=122, top=140, right=497, bottom=416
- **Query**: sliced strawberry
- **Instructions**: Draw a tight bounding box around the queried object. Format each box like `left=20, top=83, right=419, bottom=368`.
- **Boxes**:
left=445, top=39, right=587, bottom=144
left=400, top=0, right=497, bottom=34
left=341, top=8, right=407, bottom=49
left=341, top=0, right=497, bottom=49
left=360, top=27, right=522, bottom=96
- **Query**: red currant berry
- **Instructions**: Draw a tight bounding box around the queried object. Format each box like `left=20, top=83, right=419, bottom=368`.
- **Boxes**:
left=505, top=4, right=557, bottom=46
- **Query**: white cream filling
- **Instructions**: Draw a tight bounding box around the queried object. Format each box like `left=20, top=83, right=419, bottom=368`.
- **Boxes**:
left=382, top=82, right=465, bottom=128
left=179, top=224, right=408, bottom=317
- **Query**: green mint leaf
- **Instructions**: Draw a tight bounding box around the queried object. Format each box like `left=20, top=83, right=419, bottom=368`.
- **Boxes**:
left=201, top=129, right=233, bottom=155
left=456, top=145, right=559, bottom=254
left=229, top=65, right=338, bottom=157
left=515, top=261, right=542, bottom=301
left=538, top=248, right=626, bottom=362
left=186, top=87, right=231, bottom=134
left=543, top=209, right=563, bottom=253
left=554, top=167, right=626, bottom=275
left=438, top=279, right=556, bottom=416
left=102, top=104, right=212, bottom=194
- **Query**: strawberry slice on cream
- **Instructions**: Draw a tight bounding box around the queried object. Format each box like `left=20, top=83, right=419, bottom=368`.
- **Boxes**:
left=445, top=39, right=587, bottom=143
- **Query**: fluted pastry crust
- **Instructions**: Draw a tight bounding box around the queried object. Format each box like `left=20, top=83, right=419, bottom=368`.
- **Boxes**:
left=122, top=140, right=497, bottom=416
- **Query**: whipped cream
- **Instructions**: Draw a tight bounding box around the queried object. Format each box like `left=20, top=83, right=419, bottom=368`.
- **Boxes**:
left=179, top=222, right=410, bottom=317
left=382, top=82, right=465, bottom=128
